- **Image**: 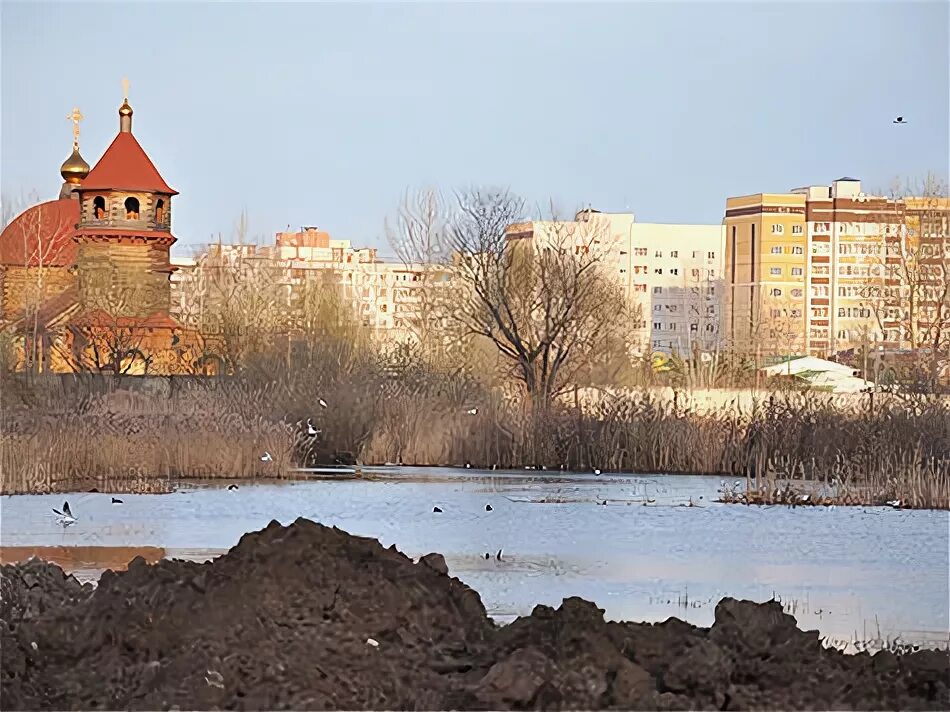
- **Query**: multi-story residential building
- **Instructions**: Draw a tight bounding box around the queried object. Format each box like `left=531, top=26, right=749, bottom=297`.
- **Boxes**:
left=171, top=227, right=439, bottom=345
left=724, top=178, right=907, bottom=357
left=506, top=210, right=725, bottom=354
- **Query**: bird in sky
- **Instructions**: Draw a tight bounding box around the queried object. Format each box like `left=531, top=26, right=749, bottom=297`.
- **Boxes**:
left=893, top=116, right=907, bottom=124
left=52, top=501, right=77, bottom=527
left=318, top=399, right=328, bottom=409
left=485, top=503, right=493, bottom=511
left=261, top=452, right=273, bottom=462
left=306, top=419, right=320, bottom=436
left=466, top=407, right=478, bottom=415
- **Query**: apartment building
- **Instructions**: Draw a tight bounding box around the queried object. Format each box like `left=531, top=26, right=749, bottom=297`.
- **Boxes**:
left=724, top=178, right=905, bottom=357
left=171, top=227, right=437, bottom=345
left=506, top=210, right=725, bottom=355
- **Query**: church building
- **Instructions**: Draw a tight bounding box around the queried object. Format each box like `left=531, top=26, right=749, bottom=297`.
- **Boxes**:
left=0, top=87, right=208, bottom=375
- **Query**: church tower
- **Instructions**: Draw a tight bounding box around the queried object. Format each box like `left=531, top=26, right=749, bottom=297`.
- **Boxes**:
left=73, top=81, right=177, bottom=319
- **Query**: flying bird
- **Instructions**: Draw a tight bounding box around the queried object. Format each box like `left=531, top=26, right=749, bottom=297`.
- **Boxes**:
left=318, top=398, right=328, bottom=409
left=261, top=452, right=273, bottom=462
left=111, top=497, right=123, bottom=504
left=496, top=549, right=503, bottom=561
left=306, top=419, right=320, bottom=436
left=893, top=116, right=907, bottom=124
left=52, top=501, right=77, bottom=527
left=227, top=484, right=239, bottom=491
left=484, top=552, right=490, bottom=560
left=485, top=503, right=493, bottom=511
left=466, top=407, right=478, bottom=415
left=433, top=506, right=443, bottom=513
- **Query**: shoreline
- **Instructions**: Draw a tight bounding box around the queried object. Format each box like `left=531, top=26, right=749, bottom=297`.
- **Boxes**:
left=3, top=465, right=947, bottom=511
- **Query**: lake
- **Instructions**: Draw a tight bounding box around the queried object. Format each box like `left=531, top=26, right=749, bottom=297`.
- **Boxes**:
left=2, top=467, right=947, bottom=651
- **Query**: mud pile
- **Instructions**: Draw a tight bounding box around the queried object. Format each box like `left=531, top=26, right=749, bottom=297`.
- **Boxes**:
left=2, top=519, right=947, bottom=711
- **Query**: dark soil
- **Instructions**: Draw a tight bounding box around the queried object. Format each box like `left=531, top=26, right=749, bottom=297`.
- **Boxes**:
left=1, top=519, right=947, bottom=711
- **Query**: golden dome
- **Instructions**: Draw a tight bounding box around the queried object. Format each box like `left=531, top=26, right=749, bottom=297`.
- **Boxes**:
left=60, top=146, right=90, bottom=184
left=119, top=99, right=133, bottom=117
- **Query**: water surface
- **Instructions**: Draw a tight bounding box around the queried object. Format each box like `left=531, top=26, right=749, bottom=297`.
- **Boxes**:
left=2, top=468, right=947, bottom=650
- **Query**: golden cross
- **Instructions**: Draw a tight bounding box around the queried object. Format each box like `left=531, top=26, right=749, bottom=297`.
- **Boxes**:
left=121, top=77, right=130, bottom=100
left=67, top=106, right=83, bottom=149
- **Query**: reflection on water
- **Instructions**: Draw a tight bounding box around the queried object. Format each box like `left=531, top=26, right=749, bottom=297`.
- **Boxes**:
left=1, top=467, right=948, bottom=649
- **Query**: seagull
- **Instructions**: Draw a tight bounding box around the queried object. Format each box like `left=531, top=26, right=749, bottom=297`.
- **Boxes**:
left=496, top=549, right=503, bottom=561
left=600, top=499, right=608, bottom=506
left=433, top=506, right=443, bottom=513
left=318, top=398, right=328, bottom=409
left=893, top=116, right=907, bottom=124
left=205, top=670, right=224, bottom=689
left=593, top=468, right=601, bottom=476
left=227, top=484, right=239, bottom=491
left=261, top=452, right=273, bottom=462
left=52, top=501, right=77, bottom=527
left=111, top=497, right=123, bottom=504
left=366, top=638, right=380, bottom=648
left=465, top=463, right=471, bottom=469
left=466, top=407, right=478, bottom=415
left=886, top=499, right=902, bottom=509
left=485, top=503, right=492, bottom=511
left=306, top=419, right=320, bottom=436
left=484, top=552, right=490, bottom=560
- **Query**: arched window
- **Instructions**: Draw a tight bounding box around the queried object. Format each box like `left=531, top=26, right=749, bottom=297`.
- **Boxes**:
left=93, top=196, right=106, bottom=220
left=124, top=197, right=140, bottom=220
left=155, top=199, right=165, bottom=224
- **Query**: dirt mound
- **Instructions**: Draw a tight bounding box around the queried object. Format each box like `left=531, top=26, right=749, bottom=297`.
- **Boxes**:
left=2, top=519, right=947, bottom=711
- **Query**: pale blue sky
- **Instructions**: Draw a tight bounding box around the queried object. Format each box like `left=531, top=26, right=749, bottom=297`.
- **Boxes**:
left=2, top=2, right=947, bottom=255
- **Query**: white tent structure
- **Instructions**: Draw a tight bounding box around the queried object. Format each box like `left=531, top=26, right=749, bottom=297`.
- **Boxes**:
left=760, top=356, right=875, bottom=393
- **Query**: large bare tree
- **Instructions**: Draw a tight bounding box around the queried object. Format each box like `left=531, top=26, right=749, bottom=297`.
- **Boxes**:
left=391, top=187, right=636, bottom=412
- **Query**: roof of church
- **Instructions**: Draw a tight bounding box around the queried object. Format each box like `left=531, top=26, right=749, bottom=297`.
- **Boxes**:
left=80, top=132, right=177, bottom=195
left=0, top=198, right=80, bottom=267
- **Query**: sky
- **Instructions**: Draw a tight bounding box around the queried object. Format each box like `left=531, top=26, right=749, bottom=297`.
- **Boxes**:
left=2, top=1, right=948, bottom=256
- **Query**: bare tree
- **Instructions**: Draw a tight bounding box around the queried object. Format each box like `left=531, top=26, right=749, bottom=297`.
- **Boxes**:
left=391, top=188, right=635, bottom=414
left=863, top=175, right=950, bottom=389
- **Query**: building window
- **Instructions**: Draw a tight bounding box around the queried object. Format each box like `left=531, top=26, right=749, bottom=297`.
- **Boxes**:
left=653, top=286, right=662, bottom=294
left=690, top=323, right=698, bottom=332
left=707, top=251, right=715, bottom=259
left=692, top=250, right=700, bottom=258
left=670, top=250, right=678, bottom=258
left=155, top=199, right=165, bottom=223
left=124, top=197, right=140, bottom=219
left=792, top=246, right=804, bottom=255
left=93, top=196, right=107, bottom=219
left=654, top=268, right=663, bottom=275
left=770, top=288, right=783, bottom=297
left=634, top=247, right=647, bottom=256
left=771, top=246, right=782, bottom=254
left=668, top=323, right=678, bottom=331
left=653, top=322, right=662, bottom=330
left=791, top=267, right=803, bottom=276
left=770, top=267, right=782, bottom=276
left=792, top=225, right=803, bottom=234
left=655, top=251, right=663, bottom=258
left=670, top=268, right=679, bottom=275
left=790, top=309, right=802, bottom=318
left=654, top=305, right=662, bottom=312
left=705, top=323, right=715, bottom=332
left=838, top=307, right=846, bottom=317
left=771, top=224, right=784, bottom=234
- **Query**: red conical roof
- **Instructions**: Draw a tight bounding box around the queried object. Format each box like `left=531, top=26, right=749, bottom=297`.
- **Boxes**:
left=80, top=132, right=177, bottom=195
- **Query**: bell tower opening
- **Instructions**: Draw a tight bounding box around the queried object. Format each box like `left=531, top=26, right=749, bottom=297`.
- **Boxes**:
left=124, top=197, right=140, bottom=219
left=93, top=196, right=106, bottom=219
left=155, top=199, right=165, bottom=224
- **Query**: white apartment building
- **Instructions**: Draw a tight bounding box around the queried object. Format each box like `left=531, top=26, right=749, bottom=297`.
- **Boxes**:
left=510, top=210, right=725, bottom=355
left=171, top=228, right=435, bottom=345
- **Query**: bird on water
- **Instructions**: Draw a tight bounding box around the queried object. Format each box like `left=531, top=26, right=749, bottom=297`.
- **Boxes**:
left=52, top=501, right=77, bottom=527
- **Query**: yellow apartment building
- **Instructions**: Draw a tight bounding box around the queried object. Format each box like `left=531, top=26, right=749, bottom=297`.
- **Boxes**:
left=725, top=178, right=908, bottom=358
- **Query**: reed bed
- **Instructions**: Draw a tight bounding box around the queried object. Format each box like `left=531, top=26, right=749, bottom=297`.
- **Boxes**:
left=2, top=371, right=948, bottom=508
